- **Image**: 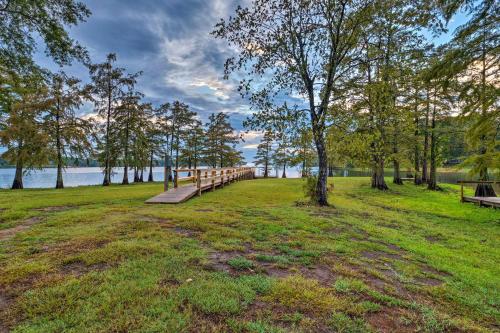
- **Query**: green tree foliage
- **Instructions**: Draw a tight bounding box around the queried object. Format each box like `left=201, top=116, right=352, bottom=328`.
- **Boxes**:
left=114, top=90, right=143, bottom=184
left=0, top=69, right=50, bottom=188
left=213, top=0, right=374, bottom=205
left=87, top=53, right=140, bottom=186
left=254, top=130, right=274, bottom=178
left=204, top=112, right=241, bottom=168
left=433, top=0, right=499, bottom=195
left=0, top=0, right=90, bottom=68
left=180, top=119, right=205, bottom=171
left=44, top=71, right=92, bottom=188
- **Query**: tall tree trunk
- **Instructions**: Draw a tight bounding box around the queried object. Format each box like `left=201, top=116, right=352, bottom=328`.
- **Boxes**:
left=122, top=122, right=130, bottom=185
left=55, top=110, right=64, bottom=189
left=413, top=98, right=423, bottom=185
left=302, top=158, right=307, bottom=178
left=103, top=77, right=112, bottom=186
left=12, top=153, right=23, bottom=189
left=148, top=151, right=154, bottom=182
left=175, top=136, right=179, bottom=170
left=133, top=167, right=139, bottom=182
left=393, top=159, right=402, bottom=185
left=328, top=165, right=334, bottom=177
left=372, top=157, right=388, bottom=190
left=392, top=137, right=402, bottom=185
left=422, top=90, right=430, bottom=184
left=475, top=27, right=496, bottom=197
left=282, top=161, right=287, bottom=178
left=427, top=101, right=439, bottom=191
left=139, top=169, right=144, bottom=182
left=313, top=130, right=328, bottom=206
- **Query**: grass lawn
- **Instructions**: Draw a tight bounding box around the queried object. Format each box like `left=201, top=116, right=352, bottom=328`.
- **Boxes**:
left=0, top=178, right=498, bottom=332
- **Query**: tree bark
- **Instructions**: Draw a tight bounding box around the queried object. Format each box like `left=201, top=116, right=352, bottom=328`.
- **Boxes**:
left=122, top=122, right=130, bottom=185
left=12, top=160, right=23, bottom=190
left=139, top=169, right=144, bottom=182
left=393, top=160, right=402, bottom=185
left=313, top=131, right=328, bottom=205
left=427, top=101, right=439, bottom=191
left=372, top=157, right=389, bottom=190
left=413, top=98, right=422, bottom=185
left=133, top=167, right=139, bottom=182
left=148, top=151, right=154, bottom=182
left=474, top=27, right=496, bottom=197
left=392, top=139, right=402, bottom=185
left=422, top=90, right=430, bottom=184
left=55, top=109, right=64, bottom=189
left=103, top=72, right=112, bottom=186
left=282, top=161, right=287, bottom=178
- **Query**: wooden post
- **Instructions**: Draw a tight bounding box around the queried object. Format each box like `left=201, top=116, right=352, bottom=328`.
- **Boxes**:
left=197, top=169, right=202, bottom=196
left=164, top=154, right=168, bottom=192
left=174, top=170, right=178, bottom=188
left=221, top=170, right=224, bottom=188
left=211, top=170, right=216, bottom=191
left=192, top=169, right=197, bottom=183
left=205, top=171, right=208, bottom=179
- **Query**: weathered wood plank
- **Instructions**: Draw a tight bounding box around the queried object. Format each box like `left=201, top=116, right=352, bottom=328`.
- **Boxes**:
left=145, top=185, right=198, bottom=204
left=463, top=196, right=500, bottom=208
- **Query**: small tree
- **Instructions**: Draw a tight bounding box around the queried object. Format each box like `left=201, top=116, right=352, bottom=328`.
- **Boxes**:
left=204, top=112, right=240, bottom=168
left=254, top=130, right=274, bottom=178
left=180, top=120, right=205, bottom=171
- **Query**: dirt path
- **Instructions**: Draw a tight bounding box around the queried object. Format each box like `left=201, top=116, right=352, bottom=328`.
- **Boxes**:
left=0, top=216, right=44, bottom=241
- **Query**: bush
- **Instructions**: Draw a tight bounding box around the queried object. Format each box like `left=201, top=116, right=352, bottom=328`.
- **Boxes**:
left=303, top=176, right=319, bottom=203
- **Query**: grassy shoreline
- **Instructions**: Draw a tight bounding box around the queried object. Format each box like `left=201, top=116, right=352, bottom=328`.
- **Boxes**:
left=0, top=178, right=498, bottom=332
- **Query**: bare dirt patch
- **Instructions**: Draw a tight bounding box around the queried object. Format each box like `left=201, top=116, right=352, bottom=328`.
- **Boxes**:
left=61, top=261, right=109, bottom=277
left=414, top=276, right=443, bottom=286
left=366, top=306, right=415, bottom=333
left=33, top=206, right=75, bottom=212
left=424, top=235, right=446, bottom=243
left=361, top=250, right=403, bottom=261
left=0, top=216, right=44, bottom=240
left=0, top=292, right=14, bottom=333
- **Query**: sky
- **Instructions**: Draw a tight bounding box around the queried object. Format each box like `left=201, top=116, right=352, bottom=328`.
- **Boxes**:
left=32, top=0, right=469, bottom=164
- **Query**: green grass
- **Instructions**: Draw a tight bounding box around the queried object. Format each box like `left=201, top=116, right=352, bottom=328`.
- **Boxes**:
left=0, top=178, right=498, bottom=332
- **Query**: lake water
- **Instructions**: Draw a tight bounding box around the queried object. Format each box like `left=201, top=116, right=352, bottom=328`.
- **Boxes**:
left=0, top=166, right=475, bottom=189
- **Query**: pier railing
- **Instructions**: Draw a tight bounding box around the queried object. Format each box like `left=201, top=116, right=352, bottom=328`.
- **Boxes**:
left=173, top=167, right=255, bottom=196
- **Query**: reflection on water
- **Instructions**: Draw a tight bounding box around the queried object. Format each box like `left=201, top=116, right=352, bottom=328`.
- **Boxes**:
left=0, top=166, right=482, bottom=189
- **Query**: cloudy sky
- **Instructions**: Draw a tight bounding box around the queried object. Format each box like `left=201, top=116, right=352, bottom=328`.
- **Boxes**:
left=34, top=0, right=265, bottom=161
left=33, top=0, right=467, bottom=163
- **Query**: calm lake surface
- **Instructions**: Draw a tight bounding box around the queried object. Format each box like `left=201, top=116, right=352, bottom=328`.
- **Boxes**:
left=0, top=166, right=473, bottom=189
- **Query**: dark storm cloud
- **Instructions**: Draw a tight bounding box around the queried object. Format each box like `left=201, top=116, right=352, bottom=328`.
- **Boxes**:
left=37, top=0, right=251, bottom=120
left=33, top=0, right=286, bottom=161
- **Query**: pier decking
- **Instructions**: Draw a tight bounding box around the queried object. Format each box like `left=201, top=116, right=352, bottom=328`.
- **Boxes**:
left=458, top=180, right=499, bottom=208
left=146, top=167, right=255, bottom=204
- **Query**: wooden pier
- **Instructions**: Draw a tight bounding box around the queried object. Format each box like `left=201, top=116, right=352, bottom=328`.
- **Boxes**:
left=145, top=167, right=255, bottom=204
left=458, top=180, right=499, bottom=208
